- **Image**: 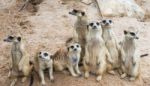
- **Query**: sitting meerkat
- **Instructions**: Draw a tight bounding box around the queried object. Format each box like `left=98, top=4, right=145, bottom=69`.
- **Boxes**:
left=69, top=9, right=88, bottom=63
left=83, top=21, right=113, bottom=81
left=101, top=19, right=121, bottom=74
left=120, top=27, right=141, bottom=81
left=4, top=35, right=33, bottom=86
left=52, top=42, right=82, bottom=77
left=34, top=51, right=54, bottom=86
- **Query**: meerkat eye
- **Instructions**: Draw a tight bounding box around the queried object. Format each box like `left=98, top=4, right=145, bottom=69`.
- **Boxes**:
left=70, top=46, right=74, bottom=49
left=73, top=9, right=78, bottom=13
left=102, top=20, right=106, bottom=24
left=44, top=53, right=48, bottom=56
left=90, top=23, right=93, bottom=26
left=130, top=32, right=135, bottom=36
left=96, top=22, right=100, bottom=25
left=8, top=36, right=14, bottom=40
left=109, top=20, right=112, bottom=23
left=76, top=44, right=79, bottom=47
left=39, top=52, right=42, bottom=54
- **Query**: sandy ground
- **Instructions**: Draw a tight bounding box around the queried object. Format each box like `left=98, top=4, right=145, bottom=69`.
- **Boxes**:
left=0, top=0, right=150, bottom=86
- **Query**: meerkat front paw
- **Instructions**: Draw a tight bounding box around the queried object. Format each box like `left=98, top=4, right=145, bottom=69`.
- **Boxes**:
left=121, top=73, right=127, bottom=79
left=96, top=75, right=102, bottom=82
left=84, top=72, right=89, bottom=79
left=108, top=70, right=116, bottom=75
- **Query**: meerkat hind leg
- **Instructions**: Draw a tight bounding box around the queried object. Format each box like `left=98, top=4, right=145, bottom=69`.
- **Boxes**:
left=67, top=65, right=78, bottom=77
left=10, top=78, right=17, bottom=86
left=75, top=64, right=81, bottom=75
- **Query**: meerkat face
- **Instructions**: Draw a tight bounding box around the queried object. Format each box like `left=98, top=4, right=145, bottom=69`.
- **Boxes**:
left=67, top=43, right=81, bottom=53
left=101, top=19, right=113, bottom=28
left=69, top=9, right=85, bottom=17
left=4, top=35, right=21, bottom=43
left=38, top=51, right=51, bottom=60
left=124, top=30, right=139, bottom=40
left=88, top=21, right=102, bottom=33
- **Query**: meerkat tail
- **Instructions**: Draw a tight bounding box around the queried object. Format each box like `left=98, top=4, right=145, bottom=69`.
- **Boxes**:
left=140, top=54, right=149, bottom=58
left=29, top=61, right=34, bottom=86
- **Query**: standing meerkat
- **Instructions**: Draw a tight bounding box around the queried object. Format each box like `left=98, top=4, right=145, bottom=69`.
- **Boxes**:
left=120, top=27, right=141, bottom=81
left=4, top=35, right=33, bottom=86
left=52, top=42, right=82, bottom=77
left=34, top=51, right=54, bottom=86
left=69, top=9, right=88, bottom=63
left=83, top=21, right=113, bottom=81
left=101, top=19, right=121, bottom=74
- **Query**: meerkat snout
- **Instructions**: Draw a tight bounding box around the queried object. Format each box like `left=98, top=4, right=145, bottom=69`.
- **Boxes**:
left=88, top=22, right=101, bottom=30
left=4, top=35, right=21, bottom=43
left=68, top=43, right=81, bottom=52
left=124, top=30, right=139, bottom=39
left=101, top=19, right=113, bottom=28
left=69, top=9, right=85, bottom=17
left=38, top=51, right=51, bottom=60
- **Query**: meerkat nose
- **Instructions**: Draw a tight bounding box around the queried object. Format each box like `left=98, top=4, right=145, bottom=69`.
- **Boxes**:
left=74, top=48, right=77, bottom=51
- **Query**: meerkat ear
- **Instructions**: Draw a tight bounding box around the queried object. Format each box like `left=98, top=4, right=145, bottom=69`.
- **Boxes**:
left=124, top=30, right=127, bottom=35
left=17, top=37, right=21, bottom=41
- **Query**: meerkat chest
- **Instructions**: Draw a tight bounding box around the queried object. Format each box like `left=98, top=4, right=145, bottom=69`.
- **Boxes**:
left=39, top=59, right=52, bottom=69
left=69, top=55, right=79, bottom=65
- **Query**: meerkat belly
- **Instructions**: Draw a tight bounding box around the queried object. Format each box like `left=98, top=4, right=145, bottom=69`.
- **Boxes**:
left=87, top=43, right=101, bottom=66
left=12, top=51, right=22, bottom=70
left=106, top=40, right=119, bottom=67
left=124, top=55, right=134, bottom=74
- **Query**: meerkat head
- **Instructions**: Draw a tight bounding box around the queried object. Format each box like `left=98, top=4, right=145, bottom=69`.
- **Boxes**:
left=38, top=51, right=51, bottom=60
left=124, top=30, right=139, bottom=40
left=69, top=9, right=86, bottom=17
left=67, top=42, right=81, bottom=54
left=4, top=35, right=21, bottom=43
left=87, top=21, right=102, bottom=35
left=101, top=19, right=113, bottom=28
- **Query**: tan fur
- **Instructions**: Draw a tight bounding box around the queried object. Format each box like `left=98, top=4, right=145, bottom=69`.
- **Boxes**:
left=83, top=21, right=112, bottom=81
left=120, top=27, right=140, bottom=81
left=101, top=19, right=121, bottom=74
left=52, top=42, right=81, bottom=77
left=4, top=35, right=33, bottom=86
left=34, top=51, right=54, bottom=86
left=69, top=9, right=88, bottom=62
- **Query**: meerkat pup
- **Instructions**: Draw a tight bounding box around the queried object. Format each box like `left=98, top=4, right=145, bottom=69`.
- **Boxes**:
left=120, top=27, right=140, bottom=81
left=101, top=19, right=121, bottom=74
left=83, top=21, right=112, bottom=81
left=34, top=51, right=54, bottom=86
left=4, top=35, right=33, bottom=86
left=52, top=41, right=82, bottom=77
left=69, top=9, right=88, bottom=62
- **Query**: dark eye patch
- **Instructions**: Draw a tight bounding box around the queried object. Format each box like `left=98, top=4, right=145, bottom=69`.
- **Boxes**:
left=17, top=37, right=21, bottom=41
left=81, top=12, right=85, bottom=16
left=76, top=44, right=79, bottom=47
left=89, top=23, right=93, bottom=26
left=73, top=9, right=78, bottom=13
left=109, top=20, right=112, bottom=23
left=8, top=36, right=14, bottom=40
left=96, top=22, right=99, bottom=25
left=124, top=30, right=127, bottom=35
left=130, top=32, right=135, bottom=36
left=44, top=53, right=48, bottom=57
left=39, top=52, right=41, bottom=54
left=70, top=46, right=74, bottom=49
left=102, top=20, right=106, bottom=24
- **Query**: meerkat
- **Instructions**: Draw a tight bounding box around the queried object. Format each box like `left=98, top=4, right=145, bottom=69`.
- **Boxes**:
left=52, top=42, right=82, bottom=77
left=119, top=27, right=141, bottom=81
left=83, top=21, right=113, bottom=81
left=4, top=35, right=33, bottom=86
left=69, top=9, right=88, bottom=63
left=101, top=19, right=121, bottom=74
left=34, top=51, right=54, bottom=86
